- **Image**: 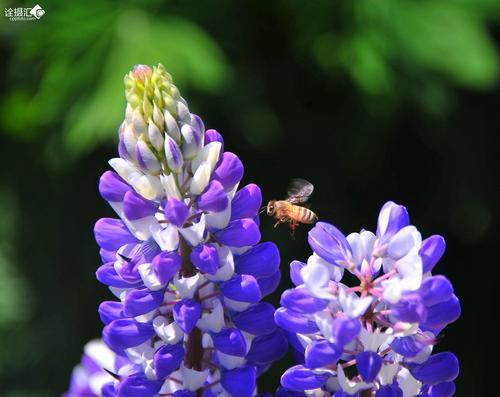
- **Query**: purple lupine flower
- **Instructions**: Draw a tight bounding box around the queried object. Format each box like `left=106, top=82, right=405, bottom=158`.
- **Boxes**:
left=65, top=64, right=285, bottom=397
left=278, top=202, right=460, bottom=396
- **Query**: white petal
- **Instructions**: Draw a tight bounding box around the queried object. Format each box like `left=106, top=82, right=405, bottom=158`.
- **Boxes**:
left=338, top=286, right=372, bottom=318
left=174, top=273, right=202, bottom=299
left=222, top=296, right=251, bottom=312
left=381, top=278, right=403, bottom=304
left=301, top=260, right=334, bottom=299
left=134, top=309, right=158, bottom=323
left=217, top=351, right=247, bottom=370
left=122, top=123, right=138, bottom=161
left=378, top=362, right=400, bottom=386
left=387, top=226, right=421, bottom=259
left=151, top=223, right=179, bottom=252
left=160, top=173, right=182, bottom=200
left=397, top=254, right=423, bottom=291
left=180, top=364, right=210, bottom=391
left=133, top=175, right=164, bottom=201
left=84, top=340, right=115, bottom=372
left=308, top=254, right=344, bottom=282
left=397, top=368, right=422, bottom=397
left=125, top=216, right=158, bottom=241
left=197, top=299, right=225, bottom=333
left=143, top=359, right=157, bottom=380
left=138, top=262, right=167, bottom=291
left=109, top=287, right=128, bottom=300
left=189, top=161, right=211, bottom=195
left=109, top=158, right=142, bottom=184
left=313, top=311, right=335, bottom=342
left=358, top=327, right=390, bottom=352
left=204, top=245, right=234, bottom=282
left=89, top=372, right=114, bottom=396
left=336, top=365, right=372, bottom=394
left=164, top=110, right=181, bottom=142
left=179, top=214, right=206, bottom=246
left=192, top=141, right=222, bottom=174
left=204, top=202, right=231, bottom=230
left=153, top=316, right=184, bottom=345
left=125, top=341, right=154, bottom=365
left=159, top=369, right=183, bottom=394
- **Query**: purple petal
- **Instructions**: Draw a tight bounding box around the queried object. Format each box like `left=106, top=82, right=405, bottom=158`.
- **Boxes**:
left=420, top=235, right=446, bottom=273
left=274, top=308, right=319, bottom=334
left=165, top=136, right=183, bottom=172
left=215, top=218, right=261, bottom=247
left=230, top=184, right=262, bottom=220
left=390, top=336, right=426, bottom=358
left=231, top=302, right=277, bottom=335
left=331, top=316, right=361, bottom=347
left=308, top=222, right=352, bottom=266
left=213, top=327, right=247, bottom=357
left=356, top=351, right=383, bottom=382
left=221, top=274, right=262, bottom=303
left=213, top=152, right=244, bottom=190
left=164, top=198, right=189, bottom=228
left=376, top=385, right=403, bottom=397
left=116, top=373, right=162, bottom=397
left=428, top=382, right=456, bottom=397
left=124, top=287, right=164, bottom=317
left=409, top=352, right=459, bottom=385
left=221, top=366, right=256, bottom=397
left=153, top=343, right=185, bottom=379
left=246, top=329, right=288, bottom=364
left=280, top=288, right=328, bottom=314
left=289, top=260, right=305, bottom=286
left=172, top=299, right=201, bottom=334
left=197, top=180, right=228, bottom=212
left=421, top=295, right=461, bottom=333
left=418, top=275, right=454, bottom=307
left=100, top=248, right=116, bottom=263
left=102, top=383, right=117, bottom=397
left=96, top=263, right=141, bottom=288
left=152, top=251, right=181, bottom=284
left=376, top=201, right=410, bottom=242
left=104, top=319, right=155, bottom=350
left=234, top=242, right=280, bottom=278
left=98, top=301, right=124, bottom=325
left=304, top=339, right=342, bottom=369
left=123, top=191, right=157, bottom=220
left=204, top=129, right=224, bottom=153
left=94, top=218, right=138, bottom=251
left=392, top=293, right=427, bottom=323
left=190, top=243, right=219, bottom=275
left=280, top=365, right=328, bottom=392
left=99, top=171, right=131, bottom=202
left=257, top=270, right=281, bottom=297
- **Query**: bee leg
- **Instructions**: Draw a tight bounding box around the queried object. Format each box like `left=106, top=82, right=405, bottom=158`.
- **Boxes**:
left=290, top=222, right=297, bottom=239
left=274, top=220, right=281, bottom=228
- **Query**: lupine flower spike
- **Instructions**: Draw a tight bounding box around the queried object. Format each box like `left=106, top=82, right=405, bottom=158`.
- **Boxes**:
left=64, top=64, right=287, bottom=397
left=278, top=202, right=460, bottom=397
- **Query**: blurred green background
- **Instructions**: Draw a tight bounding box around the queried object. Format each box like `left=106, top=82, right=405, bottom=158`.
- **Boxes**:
left=0, top=0, right=499, bottom=395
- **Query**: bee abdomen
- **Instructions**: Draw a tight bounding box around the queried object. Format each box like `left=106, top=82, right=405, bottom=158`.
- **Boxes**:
left=299, top=207, right=317, bottom=224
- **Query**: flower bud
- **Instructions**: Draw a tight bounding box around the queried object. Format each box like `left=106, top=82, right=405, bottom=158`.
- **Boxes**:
left=164, top=136, right=183, bottom=173
left=181, top=124, right=202, bottom=160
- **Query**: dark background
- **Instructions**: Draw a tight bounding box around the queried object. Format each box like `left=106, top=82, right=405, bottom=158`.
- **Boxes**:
left=0, top=1, right=498, bottom=396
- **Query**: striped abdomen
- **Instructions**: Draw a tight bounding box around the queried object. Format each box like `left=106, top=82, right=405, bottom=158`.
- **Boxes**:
left=289, top=204, right=317, bottom=224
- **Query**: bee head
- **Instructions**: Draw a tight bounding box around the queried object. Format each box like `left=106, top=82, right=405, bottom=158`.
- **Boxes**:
left=267, top=200, right=276, bottom=215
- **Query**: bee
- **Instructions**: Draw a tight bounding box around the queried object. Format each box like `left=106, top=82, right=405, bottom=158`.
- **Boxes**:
left=266, top=178, right=318, bottom=238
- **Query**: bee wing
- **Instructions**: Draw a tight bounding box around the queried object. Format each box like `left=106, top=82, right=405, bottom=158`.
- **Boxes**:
left=286, top=178, right=314, bottom=204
